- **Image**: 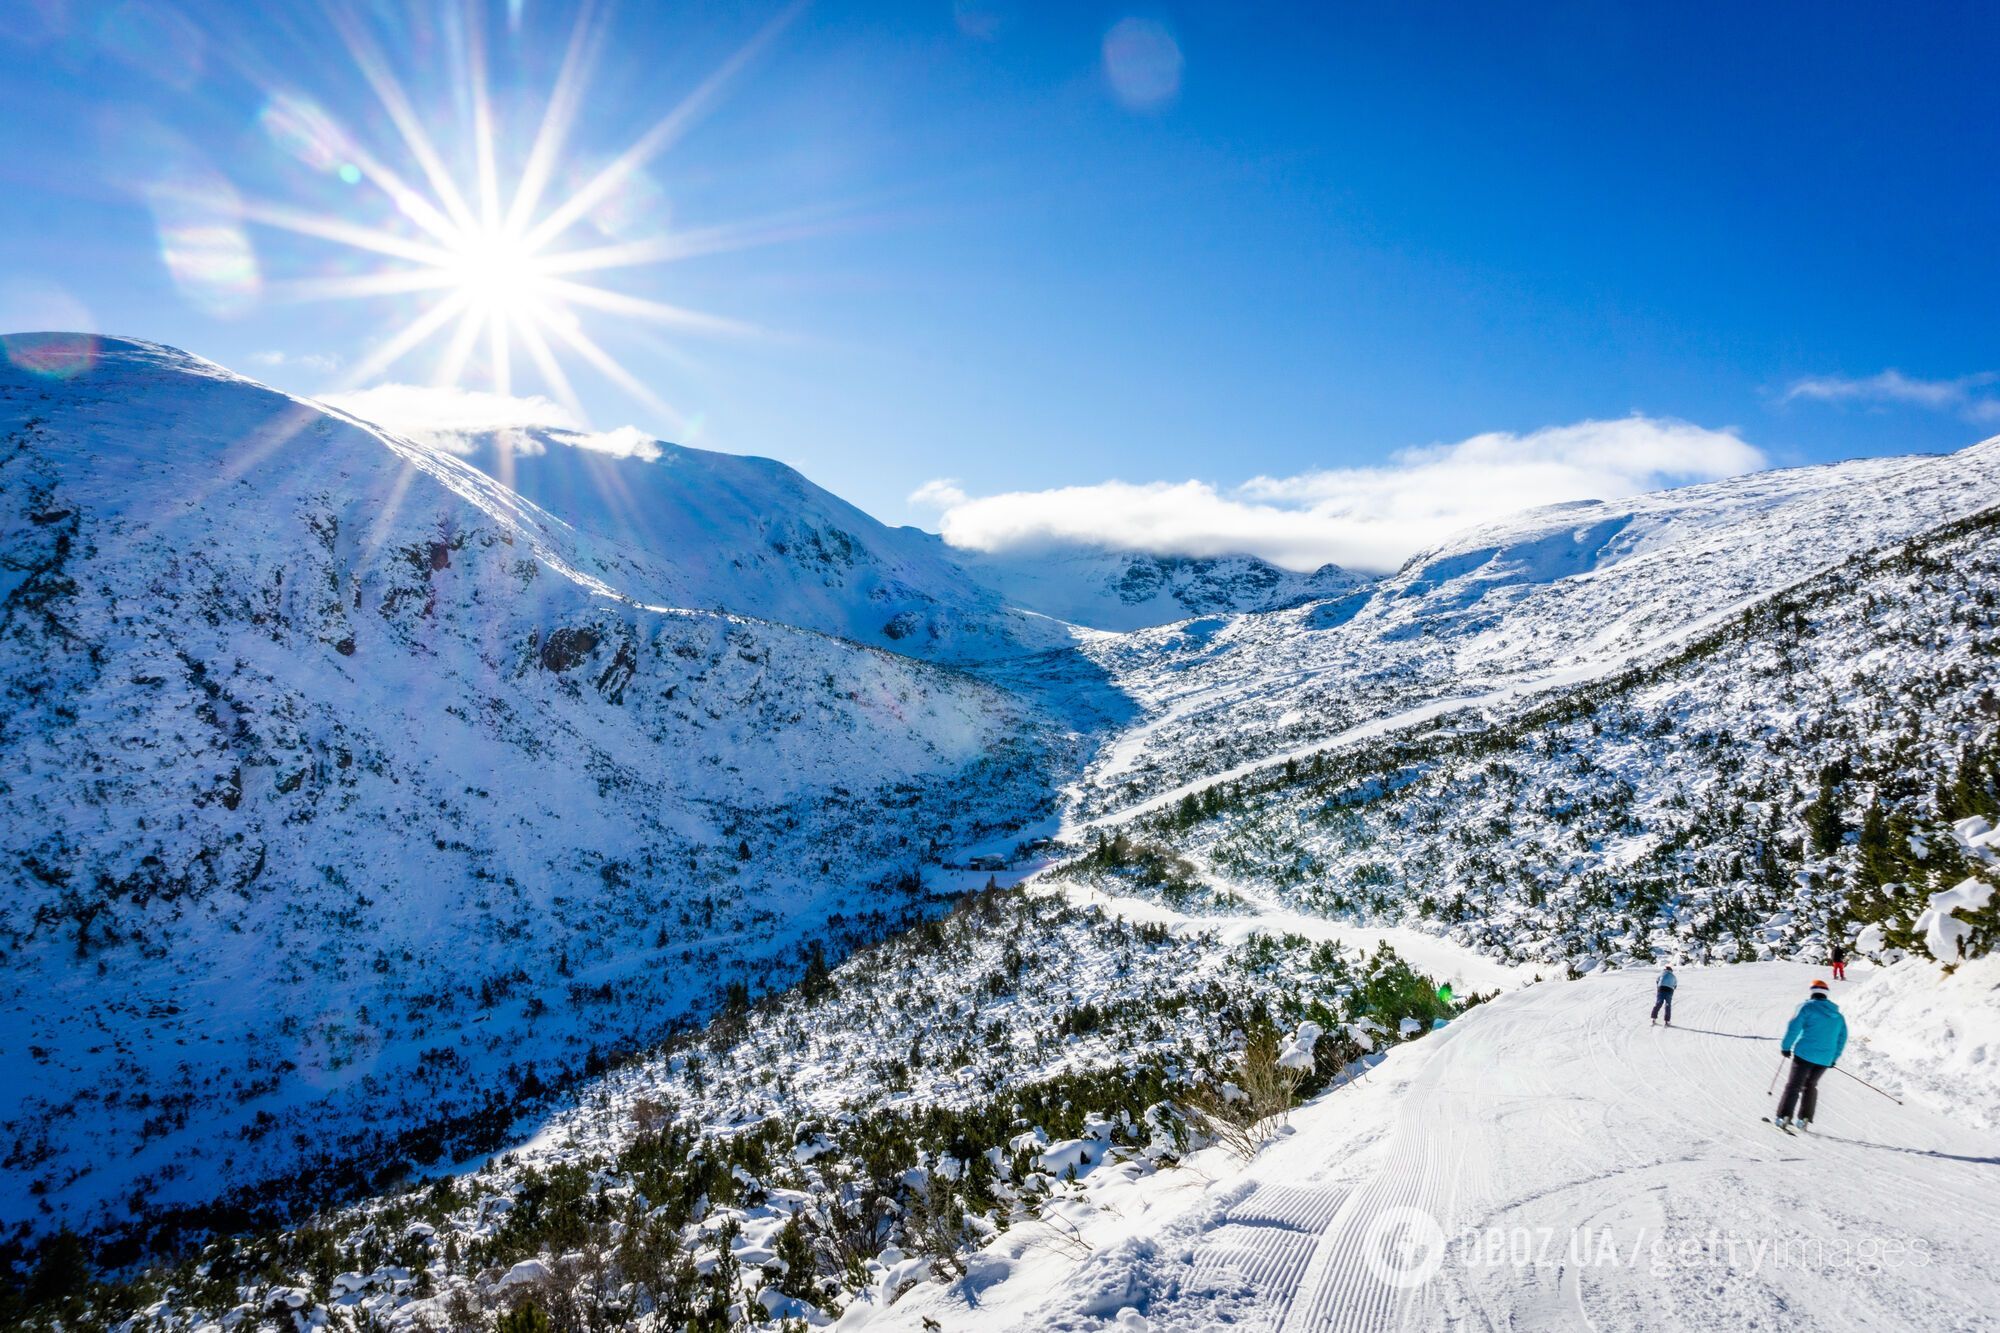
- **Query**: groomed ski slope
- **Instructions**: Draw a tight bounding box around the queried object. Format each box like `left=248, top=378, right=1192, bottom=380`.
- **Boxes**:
left=869, top=961, right=2000, bottom=1332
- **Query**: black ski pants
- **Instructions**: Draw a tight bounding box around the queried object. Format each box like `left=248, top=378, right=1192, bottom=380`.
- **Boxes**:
left=1776, top=1055, right=1830, bottom=1123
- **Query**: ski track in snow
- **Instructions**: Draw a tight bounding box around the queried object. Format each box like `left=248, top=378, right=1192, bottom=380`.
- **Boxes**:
left=1041, top=872, right=1534, bottom=996
left=870, top=961, right=2000, bottom=1332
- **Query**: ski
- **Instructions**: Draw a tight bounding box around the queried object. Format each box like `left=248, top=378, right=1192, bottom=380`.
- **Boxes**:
left=1761, top=1117, right=1795, bottom=1135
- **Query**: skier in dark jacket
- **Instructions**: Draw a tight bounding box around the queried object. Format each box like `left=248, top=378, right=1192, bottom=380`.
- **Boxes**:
left=1773, top=979, right=1848, bottom=1132
left=1830, top=941, right=1847, bottom=981
left=1650, top=966, right=1677, bottom=1026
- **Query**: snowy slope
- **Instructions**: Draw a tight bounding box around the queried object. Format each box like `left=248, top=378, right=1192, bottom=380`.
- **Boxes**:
left=0, top=337, right=1077, bottom=1243
left=961, top=547, right=1367, bottom=633
left=877, top=960, right=2000, bottom=1332
left=417, top=425, right=1365, bottom=640
left=384, top=424, right=1077, bottom=661
left=1070, top=493, right=2000, bottom=971
left=9, top=328, right=2000, bottom=1317
left=1066, top=444, right=2000, bottom=822
left=1843, top=955, right=2000, bottom=1130
left=45, top=879, right=1498, bottom=1330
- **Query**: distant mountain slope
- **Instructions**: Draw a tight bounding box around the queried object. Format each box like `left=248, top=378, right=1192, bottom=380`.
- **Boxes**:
left=1068, top=443, right=2000, bottom=820
left=396, top=424, right=1077, bottom=660
left=959, top=546, right=1368, bottom=632
left=411, top=424, right=1367, bottom=639
left=1073, top=492, right=2000, bottom=970
left=0, top=338, right=1075, bottom=1243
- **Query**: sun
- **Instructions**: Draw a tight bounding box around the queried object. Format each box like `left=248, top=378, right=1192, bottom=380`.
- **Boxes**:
left=446, top=228, right=546, bottom=316
left=242, top=2, right=803, bottom=429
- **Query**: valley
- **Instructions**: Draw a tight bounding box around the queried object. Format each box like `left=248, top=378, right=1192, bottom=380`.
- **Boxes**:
left=2, top=341, right=1995, bottom=1332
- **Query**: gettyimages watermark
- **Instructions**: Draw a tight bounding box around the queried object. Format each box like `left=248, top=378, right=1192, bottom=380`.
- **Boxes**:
left=1360, top=1209, right=1934, bottom=1290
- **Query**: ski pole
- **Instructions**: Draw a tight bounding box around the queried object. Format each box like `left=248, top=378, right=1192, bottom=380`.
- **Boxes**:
left=1767, top=1055, right=1787, bottom=1096
left=1832, top=1065, right=1903, bottom=1105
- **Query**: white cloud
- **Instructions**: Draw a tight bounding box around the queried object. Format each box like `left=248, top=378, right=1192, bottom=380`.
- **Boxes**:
left=563, top=425, right=663, bottom=461
left=316, top=383, right=667, bottom=462
left=321, top=382, right=577, bottom=435
left=1783, top=369, right=2000, bottom=422
left=909, top=477, right=969, bottom=509
left=931, top=416, right=1765, bottom=574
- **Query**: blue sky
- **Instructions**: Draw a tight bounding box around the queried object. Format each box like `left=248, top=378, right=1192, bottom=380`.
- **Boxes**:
left=1, top=1, right=1995, bottom=569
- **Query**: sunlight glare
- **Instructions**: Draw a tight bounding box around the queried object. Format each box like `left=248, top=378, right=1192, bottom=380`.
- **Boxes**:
left=245, top=1, right=805, bottom=418
left=446, top=227, right=545, bottom=314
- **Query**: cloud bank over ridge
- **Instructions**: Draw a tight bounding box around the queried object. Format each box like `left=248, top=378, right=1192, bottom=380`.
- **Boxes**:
left=318, top=383, right=662, bottom=461
left=915, top=416, right=1766, bottom=573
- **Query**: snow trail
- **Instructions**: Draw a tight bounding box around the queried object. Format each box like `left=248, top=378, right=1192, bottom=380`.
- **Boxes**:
left=1042, top=875, right=1533, bottom=995
left=875, top=961, right=2000, bottom=1331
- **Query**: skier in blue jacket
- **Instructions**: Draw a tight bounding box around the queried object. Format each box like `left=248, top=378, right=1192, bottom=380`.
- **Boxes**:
left=1773, top=978, right=1848, bottom=1132
left=1650, top=966, right=1677, bottom=1026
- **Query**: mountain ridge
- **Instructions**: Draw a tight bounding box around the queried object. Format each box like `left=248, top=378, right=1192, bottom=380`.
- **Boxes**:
left=4, top=336, right=1996, bottom=1280
left=0, top=337, right=1082, bottom=1242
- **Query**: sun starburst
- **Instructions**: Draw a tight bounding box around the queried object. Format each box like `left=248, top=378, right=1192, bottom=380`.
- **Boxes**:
left=247, top=0, right=802, bottom=429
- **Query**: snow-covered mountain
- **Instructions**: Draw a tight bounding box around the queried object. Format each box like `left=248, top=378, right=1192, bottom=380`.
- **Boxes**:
left=1063, top=444, right=2000, bottom=823
left=1073, top=491, right=2000, bottom=969
left=0, top=338, right=1079, bottom=1244
left=377, top=422, right=1368, bottom=640
left=959, top=547, right=1367, bottom=632
left=373, top=424, right=1077, bottom=661
left=7, top=337, right=1999, bottom=1333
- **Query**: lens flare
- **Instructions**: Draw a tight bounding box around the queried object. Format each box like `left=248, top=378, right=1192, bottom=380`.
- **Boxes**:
left=2, top=332, right=101, bottom=380
left=148, top=186, right=262, bottom=318
left=100, top=115, right=263, bottom=318
left=1103, top=17, right=1183, bottom=109
left=243, top=1, right=808, bottom=421
left=259, top=93, right=355, bottom=175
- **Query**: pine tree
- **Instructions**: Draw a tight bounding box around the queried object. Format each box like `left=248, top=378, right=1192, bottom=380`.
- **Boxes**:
left=1805, top=772, right=1846, bottom=856
left=772, top=1214, right=818, bottom=1300
left=700, top=1219, right=742, bottom=1330
left=800, top=941, right=832, bottom=1002
left=1855, top=801, right=1893, bottom=888
left=497, top=1304, right=551, bottom=1333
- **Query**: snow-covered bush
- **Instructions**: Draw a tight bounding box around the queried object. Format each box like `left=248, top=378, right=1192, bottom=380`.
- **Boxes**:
left=17, top=886, right=1453, bottom=1331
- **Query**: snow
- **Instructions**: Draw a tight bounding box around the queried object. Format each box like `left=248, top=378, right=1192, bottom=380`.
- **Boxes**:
left=1063, top=481, right=2000, bottom=971
left=960, top=547, right=1366, bottom=633
left=0, top=338, right=1088, bottom=1237
left=1058, top=440, right=2000, bottom=828
left=1043, top=876, right=1532, bottom=996
left=867, top=962, right=2000, bottom=1331
left=1844, top=955, right=2000, bottom=1130
left=1278, top=1022, right=1323, bottom=1072
left=495, top=1259, right=552, bottom=1289
left=10, top=340, right=2000, bottom=1333
left=388, top=422, right=1079, bottom=661
left=1919, top=879, right=1998, bottom=963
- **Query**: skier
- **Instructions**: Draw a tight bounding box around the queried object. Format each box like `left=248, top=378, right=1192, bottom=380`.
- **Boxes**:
left=1830, top=940, right=1847, bottom=981
left=1773, top=978, right=1848, bottom=1132
left=1650, top=965, right=1677, bottom=1026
